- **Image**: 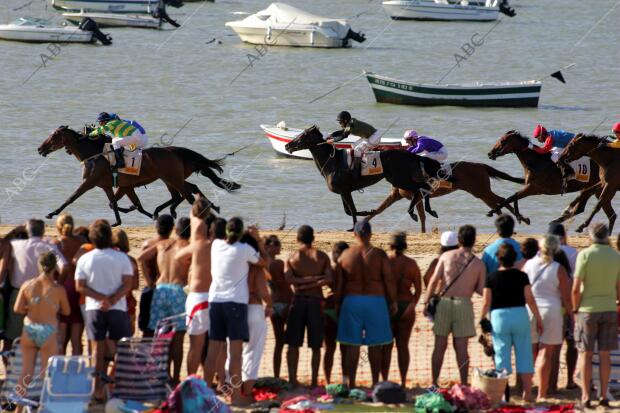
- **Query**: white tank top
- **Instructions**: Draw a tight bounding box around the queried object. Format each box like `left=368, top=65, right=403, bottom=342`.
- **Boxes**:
left=523, top=256, right=561, bottom=308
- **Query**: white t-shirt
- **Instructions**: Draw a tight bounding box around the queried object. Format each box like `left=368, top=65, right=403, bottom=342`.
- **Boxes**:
left=75, top=248, right=134, bottom=311
left=209, top=239, right=260, bottom=304
left=561, top=245, right=578, bottom=277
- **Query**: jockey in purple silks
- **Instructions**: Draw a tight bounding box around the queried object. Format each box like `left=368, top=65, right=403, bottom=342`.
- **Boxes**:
left=402, top=130, right=448, bottom=163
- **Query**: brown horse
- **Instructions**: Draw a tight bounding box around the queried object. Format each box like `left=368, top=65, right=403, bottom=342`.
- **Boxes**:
left=487, top=130, right=606, bottom=225
left=37, top=126, right=240, bottom=226
left=364, top=162, right=525, bottom=232
left=558, top=134, right=619, bottom=233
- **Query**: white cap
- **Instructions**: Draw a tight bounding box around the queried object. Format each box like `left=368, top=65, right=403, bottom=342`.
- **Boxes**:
left=440, top=231, right=458, bottom=247
left=403, top=129, right=418, bottom=139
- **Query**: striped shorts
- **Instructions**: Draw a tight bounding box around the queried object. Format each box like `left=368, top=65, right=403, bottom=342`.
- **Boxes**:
left=432, top=296, right=476, bottom=338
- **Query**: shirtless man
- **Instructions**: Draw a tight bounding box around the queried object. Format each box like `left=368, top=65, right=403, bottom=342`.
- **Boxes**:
left=139, top=214, right=174, bottom=336
left=284, top=225, right=332, bottom=388
left=264, top=235, right=292, bottom=378
left=335, top=221, right=397, bottom=388
left=138, top=217, right=191, bottom=384
left=385, top=232, right=421, bottom=388
left=175, top=198, right=215, bottom=375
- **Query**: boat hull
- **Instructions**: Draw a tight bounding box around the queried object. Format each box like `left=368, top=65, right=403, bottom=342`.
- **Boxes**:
left=62, top=12, right=161, bottom=28
left=226, top=24, right=348, bottom=48
left=261, top=124, right=403, bottom=160
left=52, top=0, right=160, bottom=14
left=366, top=73, right=541, bottom=108
left=382, top=1, right=499, bottom=21
left=0, top=26, right=93, bottom=42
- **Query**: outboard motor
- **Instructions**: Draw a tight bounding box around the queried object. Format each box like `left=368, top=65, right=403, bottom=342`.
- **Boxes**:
left=153, top=3, right=181, bottom=27
left=499, top=0, right=516, bottom=17
left=344, top=28, right=366, bottom=44
left=79, top=18, right=112, bottom=45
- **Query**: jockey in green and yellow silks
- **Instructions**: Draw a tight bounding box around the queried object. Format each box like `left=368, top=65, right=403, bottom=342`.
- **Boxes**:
left=89, top=112, right=148, bottom=168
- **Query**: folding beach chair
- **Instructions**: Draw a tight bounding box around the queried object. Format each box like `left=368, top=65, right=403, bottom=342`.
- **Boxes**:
left=110, top=313, right=185, bottom=405
left=592, top=333, right=620, bottom=401
left=0, top=339, right=43, bottom=408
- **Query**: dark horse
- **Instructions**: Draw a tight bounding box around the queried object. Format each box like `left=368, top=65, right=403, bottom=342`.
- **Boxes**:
left=284, top=125, right=444, bottom=229
left=363, top=162, right=526, bottom=232
left=37, top=126, right=240, bottom=226
left=558, top=134, right=618, bottom=233
left=488, top=130, right=605, bottom=225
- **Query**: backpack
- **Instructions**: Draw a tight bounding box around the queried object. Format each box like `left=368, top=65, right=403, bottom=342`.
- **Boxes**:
left=371, top=381, right=406, bottom=404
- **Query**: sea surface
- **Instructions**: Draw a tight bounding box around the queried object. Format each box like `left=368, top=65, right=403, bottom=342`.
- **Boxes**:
left=0, top=0, right=618, bottom=234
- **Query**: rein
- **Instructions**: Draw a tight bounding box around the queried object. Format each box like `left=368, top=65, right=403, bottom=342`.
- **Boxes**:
left=317, top=141, right=336, bottom=175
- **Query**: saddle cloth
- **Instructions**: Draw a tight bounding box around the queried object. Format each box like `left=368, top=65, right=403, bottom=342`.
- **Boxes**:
left=345, top=150, right=383, bottom=176
left=550, top=148, right=590, bottom=182
left=103, top=143, right=143, bottom=176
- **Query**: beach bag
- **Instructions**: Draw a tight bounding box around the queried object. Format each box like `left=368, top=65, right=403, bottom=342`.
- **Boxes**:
left=156, top=376, right=230, bottom=413
left=371, top=381, right=406, bottom=404
left=471, top=369, right=508, bottom=405
left=425, top=255, right=474, bottom=320
left=138, top=287, right=154, bottom=332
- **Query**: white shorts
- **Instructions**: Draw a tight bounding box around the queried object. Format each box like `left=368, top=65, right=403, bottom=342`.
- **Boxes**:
left=185, top=292, right=209, bottom=336
left=352, top=129, right=382, bottom=157
left=419, top=147, right=448, bottom=163
left=112, top=132, right=148, bottom=150
left=530, top=306, right=563, bottom=345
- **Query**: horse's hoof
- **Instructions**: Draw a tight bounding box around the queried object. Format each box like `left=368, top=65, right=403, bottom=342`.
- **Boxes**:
left=576, top=225, right=585, bottom=233
left=346, top=227, right=354, bottom=232
left=486, top=211, right=494, bottom=218
left=522, top=217, right=531, bottom=225
left=212, top=205, right=221, bottom=214
left=170, top=210, right=177, bottom=219
left=428, top=211, right=439, bottom=219
left=410, top=214, right=418, bottom=222
left=111, top=222, right=121, bottom=227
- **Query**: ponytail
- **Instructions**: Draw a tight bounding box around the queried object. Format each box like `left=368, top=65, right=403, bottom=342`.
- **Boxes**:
left=57, top=213, right=74, bottom=237
left=226, top=217, right=244, bottom=245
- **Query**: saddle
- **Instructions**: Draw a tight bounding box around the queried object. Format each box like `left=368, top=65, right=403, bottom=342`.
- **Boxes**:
left=103, top=143, right=143, bottom=176
left=344, top=150, right=383, bottom=176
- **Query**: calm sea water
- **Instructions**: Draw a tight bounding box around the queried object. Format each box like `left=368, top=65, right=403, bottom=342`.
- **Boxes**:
left=0, top=0, right=618, bottom=234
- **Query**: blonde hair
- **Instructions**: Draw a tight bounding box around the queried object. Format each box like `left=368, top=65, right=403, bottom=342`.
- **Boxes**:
left=112, top=228, right=130, bottom=253
left=38, top=251, right=57, bottom=273
left=56, top=213, right=74, bottom=237
left=539, top=234, right=560, bottom=264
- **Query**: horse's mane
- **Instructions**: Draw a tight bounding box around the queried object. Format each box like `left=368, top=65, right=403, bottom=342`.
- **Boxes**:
left=506, top=130, right=528, bottom=141
left=575, top=133, right=606, bottom=143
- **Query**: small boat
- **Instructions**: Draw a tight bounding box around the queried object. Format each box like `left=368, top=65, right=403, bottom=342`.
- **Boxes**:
left=0, top=17, right=111, bottom=44
left=382, top=0, right=511, bottom=22
left=226, top=3, right=366, bottom=48
left=365, top=72, right=541, bottom=107
left=261, top=123, right=403, bottom=160
left=62, top=12, right=161, bottom=28
left=50, top=0, right=182, bottom=14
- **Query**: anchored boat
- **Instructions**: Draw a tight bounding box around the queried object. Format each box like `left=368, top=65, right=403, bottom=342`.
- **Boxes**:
left=0, top=17, right=111, bottom=44
left=382, top=0, right=515, bottom=22
left=50, top=0, right=182, bottom=14
left=365, top=72, right=541, bottom=108
left=226, top=3, right=366, bottom=48
left=261, top=123, right=402, bottom=160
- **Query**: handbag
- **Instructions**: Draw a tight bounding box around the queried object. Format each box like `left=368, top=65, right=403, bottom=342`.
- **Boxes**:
left=426, top=254, right=475, bottom=320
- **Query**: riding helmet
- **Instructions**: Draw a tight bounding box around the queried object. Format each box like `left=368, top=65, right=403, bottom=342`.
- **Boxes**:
left=337, top=111, right=351, bottom=123
left=612, top=122, right=620, bottom=133
left=533, top=124, right=547, bottom=139
left=97, top=112, right=114, bottom=123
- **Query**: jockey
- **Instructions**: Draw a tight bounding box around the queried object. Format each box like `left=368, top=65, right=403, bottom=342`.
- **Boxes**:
left=89, top=112, right=149, bottom=168
left=402, top=130, right=448, bottom=162
left=326, top=111, right=381, bottom=171
left=530, top=124, right=575, bottom=162
left=604, top=122, right=620, bottom=149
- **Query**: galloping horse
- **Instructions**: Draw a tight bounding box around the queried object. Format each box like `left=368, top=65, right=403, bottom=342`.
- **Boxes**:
left=559, top=134, right=619, bottom=233
left=284, top=125, right=443, bottom=229
left=363, top=162, right=526, bottom=232
left=38, top=126, right=240, bottom=226
left=488, top=130, right=604, bottom=225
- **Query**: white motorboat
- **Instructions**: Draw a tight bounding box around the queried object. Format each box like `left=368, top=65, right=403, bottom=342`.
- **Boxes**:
left=50, top=0, right=182, bottom=14
left=62, top=12, right=162, bottom=28
left=261, top=123, right=403, bottom=160
left=382, top=0, right=515, bottom=22
left=0, top=17, right=111, bottom=44
left=226, top=3, right=366, bottom=48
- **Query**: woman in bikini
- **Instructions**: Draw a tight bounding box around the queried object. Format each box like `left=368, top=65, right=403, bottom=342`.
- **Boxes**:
left=53, top=214, right=85, bottom=355
left=14, top=252, right=70, bottom=409
left=265, top=235, right=291, bottom=378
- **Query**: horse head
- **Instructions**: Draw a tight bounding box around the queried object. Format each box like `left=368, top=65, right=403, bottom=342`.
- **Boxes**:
left=285, top=125, right=324, bottom=154
left=558, top=133, right=601, bottom=164
left=488, top=130, right=527, bottom=160
left=38, top=126, right=77, bottom=157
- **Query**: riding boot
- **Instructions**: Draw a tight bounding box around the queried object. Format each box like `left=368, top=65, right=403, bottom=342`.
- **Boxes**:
left=350, top=156, right=362, bottom=172
left=114, top=148, right=125, bottom=168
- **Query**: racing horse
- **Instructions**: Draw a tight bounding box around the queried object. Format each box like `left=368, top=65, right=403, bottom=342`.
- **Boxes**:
left=284, top=125, right=451, bottom=230
left=558, top=134, right=618, bottom=233
left=488, top=130, right=604, bottom=225
left=38, top=126, right=240, bottom=226
left=362, top=162, right=526, bottom=233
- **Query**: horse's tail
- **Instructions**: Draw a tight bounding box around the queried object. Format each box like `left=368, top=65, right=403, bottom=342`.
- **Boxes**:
left=173, top=147, right=241, bottom=192
left=484, top=164, right=525, bottom=184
